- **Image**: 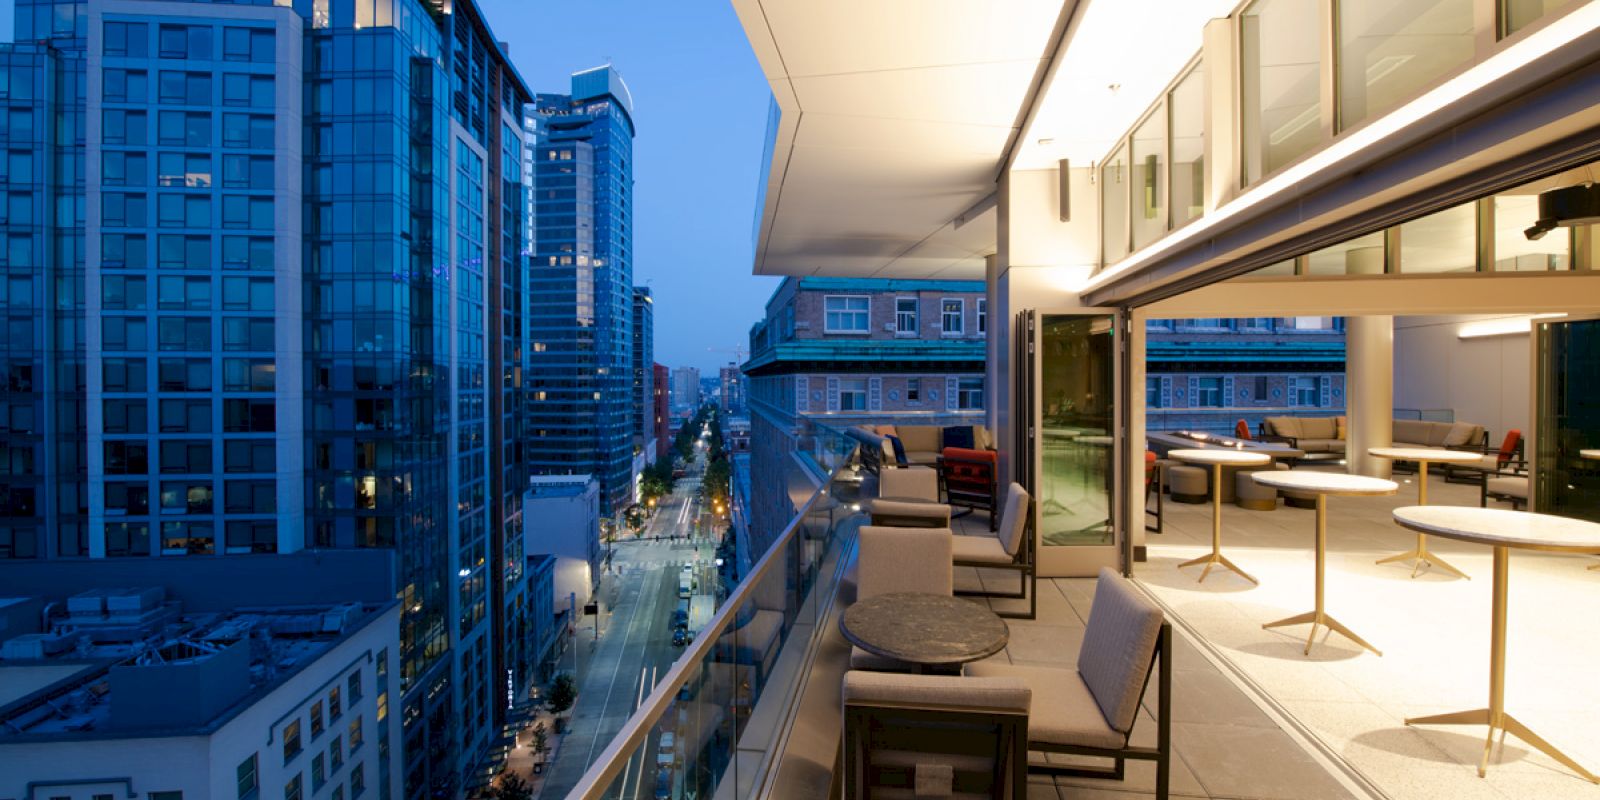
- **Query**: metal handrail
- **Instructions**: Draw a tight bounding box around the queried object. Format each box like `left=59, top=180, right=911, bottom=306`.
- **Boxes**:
left=563, top=439, right=860, bottom=800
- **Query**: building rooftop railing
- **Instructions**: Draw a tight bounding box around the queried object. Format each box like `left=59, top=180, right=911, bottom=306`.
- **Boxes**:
left=564, top=422, right=869, bottom=800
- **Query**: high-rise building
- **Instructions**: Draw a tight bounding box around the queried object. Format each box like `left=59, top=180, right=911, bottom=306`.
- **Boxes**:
left=527, top=66, right=637, bottom=516
left=652, top=362, right=671, bottom=454
left=671, top=366, right=701, bottom=413
left=632, top=287, right=655, bottom=452
left=719, top=362, right=747, bottom=417
left=0, top=0, right=535, bottom=793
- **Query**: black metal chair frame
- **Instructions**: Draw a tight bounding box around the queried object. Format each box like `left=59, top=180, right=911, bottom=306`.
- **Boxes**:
left=953, top=500, right=1037, bottom=620
left=1480, top=466, right=1529, bottom=510
left=938, top=452, right=1000, bottom=531
left=843, top=697, right=1030, bottom=800
left=1447, top=435, right=1525, bottom=485
left=1145, top=461, right=1164, bottom=534
left=1026, top=622, right=1173, bottom=800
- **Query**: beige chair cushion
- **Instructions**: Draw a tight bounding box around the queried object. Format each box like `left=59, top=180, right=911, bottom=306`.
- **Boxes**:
left=880, top=467, right=939, bottom=502
left=1473, top=454, right=1501, bottom=471
left=1265, top=416, right=1301, bottom=438
left=859, top=526, right=953, bottom=599
left=870, top=499, right=951, bottom=528
left=998, top=483, right=1030, bottom=557
left=1297, top=438, right=1346, bottom=454
left=897, top=426, right=943, bottom=455
left=1300, top=417, right=1336, bottom=439
left=1487, top=476, right=1528, bottom=499
left=973, top=426, right=994, bottom=451
left=844, top=670, right=1031, bottom=714
left=964, top=662, right=1122, bottom=748
left=1076, top=567, right=1163, bottom=734
left=1165, top=464, right=1207, bottom=495
left=951, top=533, right=1012, bottom=564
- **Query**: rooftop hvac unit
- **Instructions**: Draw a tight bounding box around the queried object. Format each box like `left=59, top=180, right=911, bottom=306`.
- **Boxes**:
left=320, top=603, right=364, bottom=635
left=1, top=631, right=80, bottom=659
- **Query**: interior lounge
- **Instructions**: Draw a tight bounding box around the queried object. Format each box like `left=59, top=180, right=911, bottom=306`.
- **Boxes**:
left=568, top=1, right=1600, bottom=798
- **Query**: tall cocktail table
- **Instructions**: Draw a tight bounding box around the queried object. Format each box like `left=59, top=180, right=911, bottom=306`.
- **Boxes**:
left=1169, top=449, right=1271, bottom=584
left=1251, top=470, right=1397, bottom=656
left=1369, top=447, right=1483, bottom=579
left=1394, top=506, right=1600, bottom=783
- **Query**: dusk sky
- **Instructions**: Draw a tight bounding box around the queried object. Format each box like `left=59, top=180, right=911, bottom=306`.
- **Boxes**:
left=0, top=1, right=780, bottom=374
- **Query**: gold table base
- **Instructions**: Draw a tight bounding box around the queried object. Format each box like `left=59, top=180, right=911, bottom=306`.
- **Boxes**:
left=1375, top=460, right=1470, bottom=579
left=1180, top=463, right=1257, bottom=585
left=1406, top=547, right=1599, bottom=783
left=1263, top=493, right=1380, bottom=656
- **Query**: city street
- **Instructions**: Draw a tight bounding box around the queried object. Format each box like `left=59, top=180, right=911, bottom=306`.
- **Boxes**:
left=537, top=454, right=719, bottom=799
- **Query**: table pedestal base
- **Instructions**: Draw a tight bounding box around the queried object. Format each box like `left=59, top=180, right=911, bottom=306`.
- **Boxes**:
left=1588, top=563, right=1599, bottom=571
left=1406, top=708, right=1599, bottom=783
left=1179, top=551, right=1257, bottom=584
left=1179, top=463, right=1259, bottom=585
left=1263, top=609, right=1381, bottom=656
left=1376, top=533, right=1470, bottom=579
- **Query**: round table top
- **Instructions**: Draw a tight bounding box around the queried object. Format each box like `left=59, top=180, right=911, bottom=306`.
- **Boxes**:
left=1251, top=470, right=1399, bottom=495
left=1367, top=447, right=1483, bottom=464
left=1392, top=506, right=1600, bottom=553
left=1043, top=428, right=1081, bottom=441
left=1078, top=435, right=1115, bottom=446
left=840, top=592, right=1008, bottom=666
left=1169, top=448, right=1271, bottom=467
left=1581, top=449, right=1600, bottom=460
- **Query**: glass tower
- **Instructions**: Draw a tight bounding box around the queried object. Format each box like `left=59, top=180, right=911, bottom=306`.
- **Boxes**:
left=0, top=0, right=533, bottom=795
left=632, top=285, right=654, bottom=451
left=527, top=66, right=636, bottom=516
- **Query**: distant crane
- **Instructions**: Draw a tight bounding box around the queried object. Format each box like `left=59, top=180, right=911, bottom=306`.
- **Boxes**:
left=707, top=345, right=748, bottom=364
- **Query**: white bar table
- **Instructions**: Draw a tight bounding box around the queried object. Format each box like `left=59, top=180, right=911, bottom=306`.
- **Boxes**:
left=1251, top=470, right=1397, bottom=656
left=1368, top=447, right=1483, bottom=579
left=1394, top=506, right=1600, bottom=783
left=1169, top=449, right=1270, bottom=584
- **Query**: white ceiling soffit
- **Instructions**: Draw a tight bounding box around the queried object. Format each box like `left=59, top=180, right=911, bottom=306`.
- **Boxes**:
left=734, top=0, right=1068, bottom=280
left=1013, top=0, right=1239, bottom=170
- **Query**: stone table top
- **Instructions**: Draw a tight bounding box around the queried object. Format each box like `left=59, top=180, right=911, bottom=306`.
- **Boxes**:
left=1251, top=470, right=1399, bottom=496
left=1581, top=449, right=1600, bottom=460
left=1392, top=506, right=1600, bottom=552
left=840, top=592, right=1008, bottom=666
left=1169, top=448, right=1272, bottom=467
left=1367, top=447, right=1484, bottom=464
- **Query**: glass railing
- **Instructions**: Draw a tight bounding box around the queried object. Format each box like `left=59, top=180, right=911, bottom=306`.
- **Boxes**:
left=565, top=422, right=870, bottom=800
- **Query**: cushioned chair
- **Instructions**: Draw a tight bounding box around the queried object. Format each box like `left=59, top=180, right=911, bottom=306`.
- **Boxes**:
left=853, top=526, right=954, bottom=671
left=1234, top=419, right=1253, bottom=441
left=872, top=468, right=951, bottom=528
left=1482, top=470, right=1529, bottom=510
left=843, top=670, right=1031, bottom=800
left=1449, top=429, right=1524, bottom=485
left=966, top=567, right=1172, bottom=799
left=939, top=448, right=1000, bottom=529
left=951, top=483, right=1038, bottom=620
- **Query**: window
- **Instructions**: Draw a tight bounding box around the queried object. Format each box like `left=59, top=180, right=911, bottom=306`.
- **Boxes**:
left=283, top=718, right=302, bottom=762
left=1253, top=376, right=1270, bottom=403
left=1101, top=142, right=1129, bottom=263
left=223, top=27, right=275, bottom=63
left=1291, top=376, right=1320, bottom=406
left=104, top=358, right=148, bottom=392
left=1170, top=62, right=1205, bottom=228
left=105, top=21, right=149, bottom=58
left=103, top=110, right=148, bottom=146
left=285, top=774, right=302, bottom=800
left=226, top=520, right=277, bottom=554
left=158, top=358, right=212, bottom=392
left=838, top=378, right=867, bottom=411
left=894, top=297, right=917, bottom=334
left=941, top=299, right=964, bottom=335
left=223, top=358, right=275, bottom=391
left=158, top=111, right=210, bottom=147
left=148, top=793, right=183, bottom=800
left=349, top=763, right=364, bottom=798
left=223, top=74, right=274, bottom=108
left=328, top=735, right=343, bottom=769
left=906, top=378, right=920, bottom=402
left=347, top=671, right=362, bottom=700
left=1146, top=377, right=1162, bottom=409
left=237, top=754, right=259, bottom=800
left=310, top=700, right=324, bottom=737
left=957, top=377, right=983, bottom=410
left=225, top=481, right=276, bottom=514
left=1337, top=0, right=1474, bottom=130
left=1399, top=203, right=1477, bottom=273
left=976, top=298, right=988, bottom=335
left=823, top=296, right=869, bottom=333
left=103, top=275, right=147, bottom=310
left=311, top=753, right=326, bottom=789
left=1304, top=231, right=1385, bottom=275
left=159, top=71, right=211, bottom=105
left=347, top=715, right=363, bottom=750
left=225, top=439, right=274, bottom=473
left=1193, top=377, right=1224, bottom=408
left=159, top=24, right=211, bottom=60
left=329, top=686, right=341, bottom=720
left=159, top=399, right=210, bottom=433
left=1130, top=104, right=1166, bottom=250
left=159, top=440, right=211, bottom=474
left=157, top=316, right=211, bottom=351
left=105, top=481, right=150, bottom=515
left=1494, top=193, right=1568, bottom=271
left=161, top=481, right=213, bottom=514
left=103, top=69, right=148, bottom=103
left=1241, top=0, right=1323, bottom=183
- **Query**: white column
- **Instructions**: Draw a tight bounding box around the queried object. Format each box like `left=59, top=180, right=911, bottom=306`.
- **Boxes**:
left=1347, top=315, right=1394, bottom=478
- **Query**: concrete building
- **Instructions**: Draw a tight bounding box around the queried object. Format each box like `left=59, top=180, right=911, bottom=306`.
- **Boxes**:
left=526, top=66, right=638, bottom=516
left=632, top=287, right=656, bottom=459
left=670, top=366, right=701, bottom=414
left=652, top=362, right=672, bottom=455
left=718, top=363, right=747, bottom=418
left=0, top=590, right=402, bottom=800
left=522, top=475, right=602, bottom=623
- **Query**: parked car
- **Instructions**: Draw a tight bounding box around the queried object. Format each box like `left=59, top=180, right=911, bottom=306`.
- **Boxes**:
left=672, top=627, right=688, bottom=646
left=654, top=767, right=672, bottom=800
left=671, top=609, right=688, bottom=630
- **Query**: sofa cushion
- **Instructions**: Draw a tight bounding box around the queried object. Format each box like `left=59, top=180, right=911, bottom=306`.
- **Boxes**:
left=879, top=467, right=939, bottom=501
left=897, top=426, right=943, bottom=454
left=1487, top=476, right=1528, bottom=499
left=998, top=483, right=1030, bottom=557
left=942, top=425, right=975, bottom=450
left=1335, top=416, right=1347, bottom=440
left=965, top=662, right=1122, bottom=749
left=1298, top=438, right=1346, bottom=454
left=951, top=532, right=1011, bottom=564
left=870, top=499, right=951, bottom=528
left=1392, top=419, right=1429, bottom=446
left=876, top=424, right=898, bottom=439
left=1443, top=422, right=1480, bottom=448
left=844, top=670, right=1031, bottom=715
left=1265, top=416, right=1301, bottom=439
left=1300, top=417, right=1336, bottom=439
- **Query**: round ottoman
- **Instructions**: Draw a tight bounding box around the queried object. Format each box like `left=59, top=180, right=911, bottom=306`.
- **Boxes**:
left=1166, top=464, right=1208, bottom=504
left=1234, top=469, right=1278, bottom=511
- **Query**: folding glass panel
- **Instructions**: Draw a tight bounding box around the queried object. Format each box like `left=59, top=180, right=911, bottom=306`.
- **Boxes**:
left=1169, top=63, right=1205, bottom=228
left=1100, top=143, right=1129, bottom=264
left=1035, top=313, right=1117, bottom=562
left=1533, top=316, right=1600, bottom=522
left=1338, top=0, right=1475, bottom=129
left=1399, top=203, right=1476, bottom=273
left=1241, top=0, right=1323, bottom=183
left=1130, top=105, right=1166, bottom=251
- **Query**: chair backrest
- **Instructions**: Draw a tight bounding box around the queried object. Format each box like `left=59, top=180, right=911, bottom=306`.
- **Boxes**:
left=997, top=483, right=1031, bottom=558
left=879, top=467, right=939, bottom=502
left=1076, top=567, right=1164, bottom=734
left=1143, top=450, right=1157, bottom=485
left=1497, top=429, right=1522, bottom=463
left=940, top=448, right=997, bottom=485
left=1234, top=419, right=1253, bottom=440
left=858, top=526, right=953, bottom=599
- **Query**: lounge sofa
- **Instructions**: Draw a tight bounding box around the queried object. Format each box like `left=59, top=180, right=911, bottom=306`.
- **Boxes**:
left=1260, top=416, right=1488, bottom=457
left=850, top=424, right=994, bottom=472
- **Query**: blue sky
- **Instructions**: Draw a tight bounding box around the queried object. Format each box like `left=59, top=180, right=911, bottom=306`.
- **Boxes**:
left=0, top=1, right=779, bottom=374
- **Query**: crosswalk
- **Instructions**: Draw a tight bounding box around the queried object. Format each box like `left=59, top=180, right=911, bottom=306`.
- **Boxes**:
left=615, top=557, right=698, bottom=572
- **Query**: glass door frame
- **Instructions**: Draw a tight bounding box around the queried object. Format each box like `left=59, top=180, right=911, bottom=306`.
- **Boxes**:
left=1020, top=307, right=1128, bottom=577
left=1532, top=312, right=1600, bottom=520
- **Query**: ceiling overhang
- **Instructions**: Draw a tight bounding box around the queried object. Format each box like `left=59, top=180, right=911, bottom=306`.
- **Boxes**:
left=732, top=0, right=1072, bottom=281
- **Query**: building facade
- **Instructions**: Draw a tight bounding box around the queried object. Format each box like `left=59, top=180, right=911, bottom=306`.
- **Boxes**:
left=526, top=66, right=636, bottom=516
left=0, top=0, right=534, bottom=794
left=1146, top=317, right=1347, bottom=433
left=718, top=362, right=747, bottom=418
left=652, top=362, right=671, bottom=453
left=670, top=365, right=700, bottom=413
left=632, top=286, right=654, bottom=456
left=742, top=277, right=987, bottom=552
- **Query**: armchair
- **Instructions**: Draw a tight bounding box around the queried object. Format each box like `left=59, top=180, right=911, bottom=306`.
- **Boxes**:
left=871, top=467, right=951, bottom=528
left=1449, top=429, right=1524, bottom=485
left=853, top=525, right=953, bottom=671
left=939, top=448, right=1000, bottom=529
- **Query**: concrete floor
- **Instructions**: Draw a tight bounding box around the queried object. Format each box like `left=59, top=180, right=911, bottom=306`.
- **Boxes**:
left=1116, top=473, right=1600, bottom=800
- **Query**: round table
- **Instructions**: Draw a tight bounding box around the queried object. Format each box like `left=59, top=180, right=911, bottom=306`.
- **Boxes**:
left=840, top=592, right=1008, bottom=672
left=1393, top=506, right=1600, bottom=783
left=1169, top=449, right=1272, bottom=584
left=1251, top=470, right=1398, bottom=656
left=1368, top=447, right=1483, bottom=579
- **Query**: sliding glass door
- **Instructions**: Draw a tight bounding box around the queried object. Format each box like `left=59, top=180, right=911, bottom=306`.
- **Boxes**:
left=1533, top=315, right=1600, bottom=521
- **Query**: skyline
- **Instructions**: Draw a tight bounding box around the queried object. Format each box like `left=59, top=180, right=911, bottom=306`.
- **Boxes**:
left=477, top=0, right=779, bottom=374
